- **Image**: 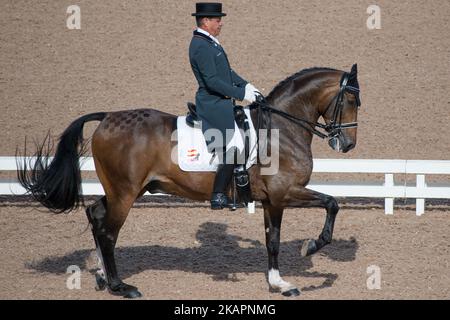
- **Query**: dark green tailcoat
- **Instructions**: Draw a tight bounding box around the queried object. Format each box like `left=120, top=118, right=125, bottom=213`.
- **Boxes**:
left=189, top=31, right=247, bottom=151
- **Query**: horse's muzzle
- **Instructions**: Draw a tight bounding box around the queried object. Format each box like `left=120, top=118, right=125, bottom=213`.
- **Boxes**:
left=328, top=136, right=355, bottom=153
left=328, top=136, right=341, bottom=152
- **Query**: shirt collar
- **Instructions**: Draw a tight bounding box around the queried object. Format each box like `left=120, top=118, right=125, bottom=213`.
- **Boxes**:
left=196, top=28, right=221, bottom=45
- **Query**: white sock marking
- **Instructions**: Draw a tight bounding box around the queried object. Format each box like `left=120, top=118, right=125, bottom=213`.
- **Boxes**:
left=268, top=269, right=297, bottom=293
left=96, top=247, right=106, bottom=280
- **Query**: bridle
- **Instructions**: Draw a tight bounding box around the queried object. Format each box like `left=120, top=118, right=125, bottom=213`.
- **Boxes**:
left=251, top=72, right=361, bottom=140
left=322, top=72, right=360, bottom=139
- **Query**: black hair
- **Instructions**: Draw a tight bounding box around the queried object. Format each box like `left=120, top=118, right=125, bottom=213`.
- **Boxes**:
left=196, top=17, right=206, bottom=27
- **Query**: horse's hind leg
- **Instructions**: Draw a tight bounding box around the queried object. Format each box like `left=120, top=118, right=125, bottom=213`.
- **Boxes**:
left=85, top=197, right=108, bottom=291
left=263, top=203, right=300, bottom=297
left=85, top=195, right=142, bottom=298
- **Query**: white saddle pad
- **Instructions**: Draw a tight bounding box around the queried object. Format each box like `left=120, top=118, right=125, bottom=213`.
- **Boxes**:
left=177, top=107, right=257, bottom=172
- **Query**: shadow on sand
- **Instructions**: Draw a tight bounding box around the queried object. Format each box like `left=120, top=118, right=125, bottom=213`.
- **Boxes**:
left=26, top=222, right=358, bottom=292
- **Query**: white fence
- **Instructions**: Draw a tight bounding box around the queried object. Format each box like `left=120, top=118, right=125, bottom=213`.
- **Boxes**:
left=309, top=159, right=450, bottom=215
left=1, top=157, right=449, bottom=215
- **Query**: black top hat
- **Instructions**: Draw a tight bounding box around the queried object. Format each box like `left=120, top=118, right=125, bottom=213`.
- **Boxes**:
left=192, top=2, right=227, bottom=17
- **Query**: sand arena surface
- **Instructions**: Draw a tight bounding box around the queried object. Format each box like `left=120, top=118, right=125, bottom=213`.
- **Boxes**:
left=0, top=1, right=449, bottom=299
left=1, top=203, right=449, bottom=300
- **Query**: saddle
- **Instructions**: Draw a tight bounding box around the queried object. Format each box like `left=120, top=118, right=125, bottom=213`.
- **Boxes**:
left=185, top=101, right=248, bottom=130
left=186, top=102, right=200, bottom=128
left=185, top=102, right=253, bottom=208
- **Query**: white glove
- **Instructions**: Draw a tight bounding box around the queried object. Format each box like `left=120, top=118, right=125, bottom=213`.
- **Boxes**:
left=244, top=83, right=261, bottom=103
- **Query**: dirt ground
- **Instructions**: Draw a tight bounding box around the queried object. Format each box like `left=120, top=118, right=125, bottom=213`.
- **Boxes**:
left=1, top=0, right=450, bottom=300
left=0, top=201, right=449, bottom=300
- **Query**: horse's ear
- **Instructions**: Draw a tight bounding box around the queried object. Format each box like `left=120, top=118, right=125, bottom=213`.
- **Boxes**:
left=350, top=63, right=358, bottom=75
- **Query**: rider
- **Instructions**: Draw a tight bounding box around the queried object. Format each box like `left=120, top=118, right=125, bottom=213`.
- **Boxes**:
left=189, top=2, right=260, bottom=210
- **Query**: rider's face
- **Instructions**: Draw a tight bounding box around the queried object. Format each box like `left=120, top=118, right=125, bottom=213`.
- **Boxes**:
left=204, top=17, right=223, bottom=37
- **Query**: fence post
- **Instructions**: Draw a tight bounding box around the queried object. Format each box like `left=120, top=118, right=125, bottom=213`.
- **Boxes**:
left=384, top=174, right=394, bottom=214
left=247, top=201, right=255, bottom=214
left=416, top=175, right=426, bottom=216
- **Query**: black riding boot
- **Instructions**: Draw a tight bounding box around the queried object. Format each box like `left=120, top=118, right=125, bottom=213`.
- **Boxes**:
left=210, top=163, right=234, bottom=210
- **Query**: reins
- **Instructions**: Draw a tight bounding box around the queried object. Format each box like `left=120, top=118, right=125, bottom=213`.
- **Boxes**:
left=250, top=72, right=360, bottom=140
left=251, top=97, right=329, bottom=139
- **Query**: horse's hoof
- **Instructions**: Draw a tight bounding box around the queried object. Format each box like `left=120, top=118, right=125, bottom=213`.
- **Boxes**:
left=109, top=283, right=142, bottom=299
left=95, top=274, right=107, bottom=291
left=300, top=239, right=317, bottom=257
left=282, top=288, right=301, bottom=297
left=124, top=289, right=142, bottom=299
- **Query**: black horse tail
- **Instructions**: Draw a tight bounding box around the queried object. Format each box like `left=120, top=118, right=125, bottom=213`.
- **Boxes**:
left=16, top=112, right=107, bottom=213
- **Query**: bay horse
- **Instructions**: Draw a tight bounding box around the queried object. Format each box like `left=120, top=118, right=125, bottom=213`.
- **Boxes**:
left=17, top=64, right=361, bottom=298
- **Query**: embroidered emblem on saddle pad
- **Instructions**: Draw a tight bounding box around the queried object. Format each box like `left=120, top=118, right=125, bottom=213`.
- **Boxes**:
left=187, top=149, right=200, bottom=162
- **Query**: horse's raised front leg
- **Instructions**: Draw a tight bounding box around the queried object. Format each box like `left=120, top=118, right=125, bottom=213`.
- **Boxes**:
left=263, top=202, right=300, bottom=297
left=86, top=196, right=142, bottom=299
left=282, top=186, right=339, bottom=257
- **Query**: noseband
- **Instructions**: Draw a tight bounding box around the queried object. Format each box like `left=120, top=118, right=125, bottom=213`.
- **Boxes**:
left=251, top=72, right=361, bottom=140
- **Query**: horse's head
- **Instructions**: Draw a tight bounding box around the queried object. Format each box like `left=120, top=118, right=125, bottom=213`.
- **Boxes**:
left=259, top=64, right=361, bottom=154
left=320, top=64, right=361, bottom=153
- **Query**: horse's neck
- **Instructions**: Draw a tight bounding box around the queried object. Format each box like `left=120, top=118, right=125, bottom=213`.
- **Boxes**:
left=249, top=97, right=317, bottom=159
left=269, top=94, right=321, bottom=126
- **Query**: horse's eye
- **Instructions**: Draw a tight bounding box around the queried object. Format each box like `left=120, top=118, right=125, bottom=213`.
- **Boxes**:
left=344, top=95, right=356, bottom=106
